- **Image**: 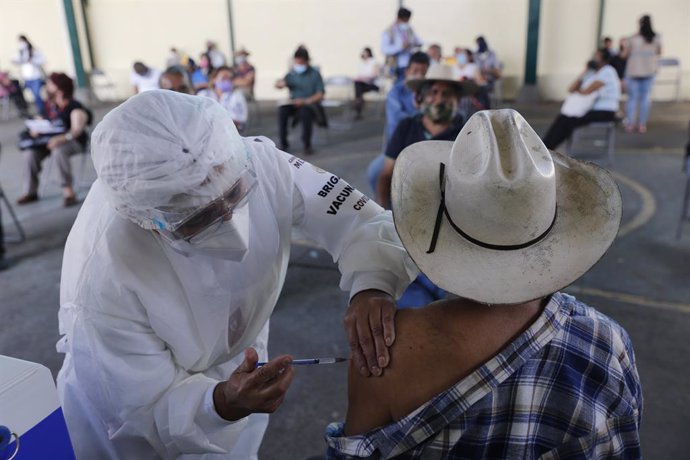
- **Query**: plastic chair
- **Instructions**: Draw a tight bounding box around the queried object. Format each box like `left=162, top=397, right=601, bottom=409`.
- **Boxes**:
left=655, top=58, right=682, bottom=102
left=566, top=121, right=616, bottom=166
left=89, top=69, right=119, bottom=102
left=322, top=75, right=354, bottom=130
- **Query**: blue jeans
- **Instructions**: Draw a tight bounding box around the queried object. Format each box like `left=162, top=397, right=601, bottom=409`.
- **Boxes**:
left=367, top=153, right=385, bottom=194
left=24, top=79, right=44, bottom=115
left=625, top=76, right=654, bottom=127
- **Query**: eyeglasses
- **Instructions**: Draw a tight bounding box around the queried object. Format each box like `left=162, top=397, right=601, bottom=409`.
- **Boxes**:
left=156, top=168, right=257, bottom=244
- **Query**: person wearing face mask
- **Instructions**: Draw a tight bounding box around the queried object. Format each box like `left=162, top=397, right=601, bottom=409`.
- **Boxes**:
left=159, top=65, right=193, bottom=94
left=232, top=48, right=256, bottom=100
left=199, top=66, right=248, bottom=133
left=11, top=34, right=46, bottom=115
left=190, top=53, right=213, bottom=93
left=353, top=47, right=381, bottom=120
left=381, top=8, right=423, bottom=81
left=543, top=48, right=621, bottom=150
left=16, top=72, right=92, bottom=207
left=474, top=36, right=502, bottom=109
left=56, top=90, right=417, bottom=459
left=375, top=65, right=477, bottom=309
left=275, top=47, right=326, bottom=155
left=452, top=48, right=487, bottom=117
left=366, top=51, right=430, bottom=196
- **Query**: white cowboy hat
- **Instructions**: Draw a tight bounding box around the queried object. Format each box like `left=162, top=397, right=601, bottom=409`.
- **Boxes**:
left=391, top=109, right=622, bottom=304
left=406, top=63, right=480, bottom=96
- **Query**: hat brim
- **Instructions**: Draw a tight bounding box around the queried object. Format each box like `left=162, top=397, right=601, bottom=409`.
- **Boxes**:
left=406, top=78, right=480, bottom=96
left=391, top=141, right=622, bottom=305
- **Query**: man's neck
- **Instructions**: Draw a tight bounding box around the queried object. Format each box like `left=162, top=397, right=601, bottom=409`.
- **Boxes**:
left=422, top=116, right=450, bottom=137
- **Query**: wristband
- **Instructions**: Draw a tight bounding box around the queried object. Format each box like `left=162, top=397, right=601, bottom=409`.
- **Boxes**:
left=65, top=132, right=74, bottom=141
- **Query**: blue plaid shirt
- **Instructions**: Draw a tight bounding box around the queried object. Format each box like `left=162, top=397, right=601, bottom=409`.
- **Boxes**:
left=325, top=293, right=642, bottom=459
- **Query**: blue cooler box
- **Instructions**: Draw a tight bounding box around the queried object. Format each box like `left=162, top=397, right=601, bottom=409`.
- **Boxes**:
left=0, top=355, right=75, bottom=460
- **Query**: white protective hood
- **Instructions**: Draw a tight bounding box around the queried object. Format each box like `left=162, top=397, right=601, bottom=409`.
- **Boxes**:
left=57, top=136, right=417, bottom=459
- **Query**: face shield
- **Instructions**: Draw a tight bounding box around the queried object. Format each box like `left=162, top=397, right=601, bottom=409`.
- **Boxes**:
left=90, top=90, right=252, bottom=235
left=152, top=167, right=257, bottom=246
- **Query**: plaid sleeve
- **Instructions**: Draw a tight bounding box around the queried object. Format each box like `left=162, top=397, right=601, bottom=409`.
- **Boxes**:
left=538, top=414, right=642, bottom=460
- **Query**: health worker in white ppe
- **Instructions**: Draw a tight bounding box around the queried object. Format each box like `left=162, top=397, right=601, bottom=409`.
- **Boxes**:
left=56, top=90, right=418, bottom=459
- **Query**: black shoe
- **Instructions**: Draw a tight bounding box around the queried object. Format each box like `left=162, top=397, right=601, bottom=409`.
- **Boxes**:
left=16, top=193, right=38, bottom=205
left=279, top=142, right=290, bottom=152
left=63, top=195, right=79, bottom=207
left=303, top=145, right=314, bottom=155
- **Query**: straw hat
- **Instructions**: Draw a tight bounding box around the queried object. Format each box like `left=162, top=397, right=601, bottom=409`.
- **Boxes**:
left=391, top=109, right=621, bottom=304
left=406, top=63, right=479, bottom=96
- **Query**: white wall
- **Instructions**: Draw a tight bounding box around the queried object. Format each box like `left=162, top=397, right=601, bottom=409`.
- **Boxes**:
left=0, top=0, right=688, bottom=102
left=0, top=0, right=73, bottom=80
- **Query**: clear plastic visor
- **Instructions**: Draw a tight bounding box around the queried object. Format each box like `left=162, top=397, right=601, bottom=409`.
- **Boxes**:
left=155, top=168, right=257, bottom=243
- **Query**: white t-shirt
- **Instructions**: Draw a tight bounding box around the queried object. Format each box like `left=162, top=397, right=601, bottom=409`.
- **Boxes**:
left=582, top=65, right=621, bottom=112
left=453, top=63, right=480, bottom=81
left=198, top=89, right=248, bottom=124
left=130, top=69, right=161, bottom=93
left=356, top=58, right=380, bottom=82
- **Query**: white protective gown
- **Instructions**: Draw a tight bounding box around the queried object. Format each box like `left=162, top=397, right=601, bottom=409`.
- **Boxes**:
left=56, top=137, right=417, bottom=459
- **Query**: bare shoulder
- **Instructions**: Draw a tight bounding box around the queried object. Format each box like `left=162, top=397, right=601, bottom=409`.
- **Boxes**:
left=344, top=299, right=544, bottom=435
left=344, top=304, right=465, bottom=435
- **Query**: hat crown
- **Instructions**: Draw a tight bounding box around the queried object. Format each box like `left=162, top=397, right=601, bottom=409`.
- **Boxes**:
left=423, top=63, right=454, bottom=81
left=445, top=109, right=556, bottom=246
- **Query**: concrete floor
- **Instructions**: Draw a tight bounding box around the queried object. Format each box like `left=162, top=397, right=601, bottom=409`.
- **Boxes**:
left=0, top=97, right=689, bottom=459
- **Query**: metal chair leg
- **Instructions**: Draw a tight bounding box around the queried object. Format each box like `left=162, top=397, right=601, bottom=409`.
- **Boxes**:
left=0, top=186, right=26, bottom=243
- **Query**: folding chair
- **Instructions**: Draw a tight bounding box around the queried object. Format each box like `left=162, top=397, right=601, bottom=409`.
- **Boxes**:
left=322, top=75, right=354, bottom=130
left=90, top=69, right=119, bottom=102
left=0, top=148, right=26, bottom=243
left=655, top=58, right=682, bottom=102
left=566, top=121, right=616, bottom=166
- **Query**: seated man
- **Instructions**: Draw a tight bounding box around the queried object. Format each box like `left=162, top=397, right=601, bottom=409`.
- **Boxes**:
left=130, top=61, right=160, bottom=94
left=17, top=72, right=92, bottom=207
left=232, top=48, right=256, bottom=100
left=376, top=64, right=476, bottom=210
left=375, top=64, right=477, bottom=310
left=326, top=109, right=642, bottom=459
left=366, top=51, right=429, bottom=193
left=159, top=65, right=193, bottom=94
left=275, top=47, right=325, bottom=155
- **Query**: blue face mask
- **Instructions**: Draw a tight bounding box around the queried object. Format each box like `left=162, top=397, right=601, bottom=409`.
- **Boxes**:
left=215, top=79, right=233, bottom=93
left=293, top=64, right=307, bottom=74
left=456, top=53, right=468, bottom=65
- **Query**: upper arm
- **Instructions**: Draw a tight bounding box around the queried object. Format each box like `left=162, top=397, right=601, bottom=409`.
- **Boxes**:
left=315, top=73, right=325, bottom=93
left=70, top=109, right=88, bottom=132
left=580, top=80, right=604, bottom=94
left=344, top=359, right=392, bottom=435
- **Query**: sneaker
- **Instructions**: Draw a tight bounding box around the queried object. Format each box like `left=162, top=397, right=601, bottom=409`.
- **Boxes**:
left=16, top=193, right=38, bottom=205
left=637, top=124, right=647, bottom=133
